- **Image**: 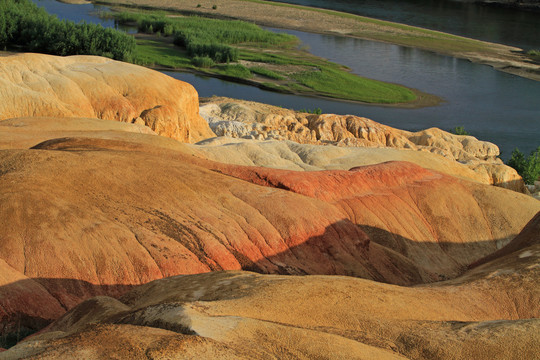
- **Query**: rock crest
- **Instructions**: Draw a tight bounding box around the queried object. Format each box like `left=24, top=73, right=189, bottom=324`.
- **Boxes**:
left=0, top=53, right=214, bottom=142
left=200, top=98, right=525, bottom=191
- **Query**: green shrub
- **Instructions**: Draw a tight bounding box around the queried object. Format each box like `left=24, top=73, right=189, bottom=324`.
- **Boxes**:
left=191, top=56, right=215, bottom=68
left=163, top=23, right=174, bottom=36
left=452, top=126, right=470, bottom=135
left=183, top=42, right=238, bottom=63
left=298, top=107, right=322, bottom=114
left=506, top=147, right=540, bottom=184
left=212, top=5, right=217, bottom=10
left=526, top=49, right=540, bottom=62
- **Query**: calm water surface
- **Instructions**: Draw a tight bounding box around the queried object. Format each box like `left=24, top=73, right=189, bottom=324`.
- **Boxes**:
left=273, top=0, right=540, bottom=50
left=30, top=0, right=540, bottom=158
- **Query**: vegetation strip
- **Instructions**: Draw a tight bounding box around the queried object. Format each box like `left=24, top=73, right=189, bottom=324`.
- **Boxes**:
left=0, top=0, right=135, bottom=60
left=109, top=10, right=420, bottom=104
left=93, top=0, right=540, bottom=81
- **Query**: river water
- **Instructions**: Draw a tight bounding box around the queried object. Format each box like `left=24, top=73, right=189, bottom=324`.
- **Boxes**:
left=30, top=0, right=540, bottom=158
left=272, top=0, right=540, bottom=51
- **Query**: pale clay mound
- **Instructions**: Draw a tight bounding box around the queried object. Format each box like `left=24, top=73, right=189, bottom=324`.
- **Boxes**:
left=0, top=116, right=524, bottom=194
left=199, top=97, right=526, bottom=192
left=0, top=53, right=214, bottom=142
left=4, top=213, right=539, bottom=360
left=0, top=118, right=538, bottom=346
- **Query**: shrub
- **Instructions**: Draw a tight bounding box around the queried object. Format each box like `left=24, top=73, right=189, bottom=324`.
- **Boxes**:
left=212, top=5, right=217, bottom=10
left=191, top=56, right=215, bottom=68
left=298, top=107, right=322, bottom=114
left=452, top=126, right=470, bottom=135
left=0, top=0, right=135, bottom=61
left=184, top=42, right=238, bottom=63
left=506, top=147, right=540, bottom=184
left=163, top=23, right=174, bottom=36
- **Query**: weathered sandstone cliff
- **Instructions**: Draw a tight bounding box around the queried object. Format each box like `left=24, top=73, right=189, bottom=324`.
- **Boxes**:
left=0, top=53, right=214, bottom=142
left=200, top=98, right=525, bottom=192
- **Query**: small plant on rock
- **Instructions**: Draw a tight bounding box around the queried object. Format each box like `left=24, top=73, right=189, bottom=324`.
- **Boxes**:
left=451, top=126, right=470, bottom=136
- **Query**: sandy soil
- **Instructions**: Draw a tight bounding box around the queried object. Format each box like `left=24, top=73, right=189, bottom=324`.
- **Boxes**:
left=95, top=0, right=540, bottom=81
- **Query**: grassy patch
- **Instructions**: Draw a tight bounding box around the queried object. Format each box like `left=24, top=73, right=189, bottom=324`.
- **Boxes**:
left=292, top=66, right=416, bottom=103
left=249, top=66, right=286, bottom=80
left=526, top=49, right=540, bottom=63
left=214, top=64, right=253, bottom=79
left=132, top=38, right=192, bottom=68
left=107, top=9, right=419, bottom=104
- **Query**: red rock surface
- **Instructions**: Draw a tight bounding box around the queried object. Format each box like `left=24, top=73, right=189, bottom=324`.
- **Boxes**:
left=0, top=53, right=214, bottom=142
left=0, top=130, right=538, bottom=337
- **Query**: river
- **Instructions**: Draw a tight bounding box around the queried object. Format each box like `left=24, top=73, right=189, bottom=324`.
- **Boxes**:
left=272, top=0, right=540, bottom=51
left=30, top=0, right=540, bottom=158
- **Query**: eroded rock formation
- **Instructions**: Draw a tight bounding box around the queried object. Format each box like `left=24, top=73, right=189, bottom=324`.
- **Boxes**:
left=0, top=118, right=538, bottom=340
left=1, top=54, right=537, bottom=358
left=0, top=53, right=214, bottom=142
left=200, top=98, right=525, bottom=192
left=5, top=214, right=539, bottom=360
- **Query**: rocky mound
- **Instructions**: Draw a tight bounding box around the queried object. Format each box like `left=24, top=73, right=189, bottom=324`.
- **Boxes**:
left=200, top=98, right=525, bottom=192
left=5, top=220, right=539, bottom=360
left=194, top=137, right=505, bottom=186
left=0, top=118, right=538, bottom=341
left=0, top=53, right=214, bottom=142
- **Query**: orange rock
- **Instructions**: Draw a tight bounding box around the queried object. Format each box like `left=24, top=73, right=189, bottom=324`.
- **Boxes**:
left=0, top=130, right=538, bottom=337
left=0, top=53, right=214, bottom=142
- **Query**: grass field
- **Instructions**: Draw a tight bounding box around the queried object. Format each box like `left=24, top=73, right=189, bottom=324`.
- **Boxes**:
left=111, top=10, right=419, bottom=104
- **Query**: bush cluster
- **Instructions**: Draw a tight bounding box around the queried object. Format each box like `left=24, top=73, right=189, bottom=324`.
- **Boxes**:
left=0, top=0, right=135, bottom=61
left=191, top=56, right=215, bottom=68
left=506, top=147, right=540, bottom=185
left=452, top=126, right=470, bottom=135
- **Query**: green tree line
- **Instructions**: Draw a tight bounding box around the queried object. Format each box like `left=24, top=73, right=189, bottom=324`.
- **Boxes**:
left=0, top=0, right=135, bottom=60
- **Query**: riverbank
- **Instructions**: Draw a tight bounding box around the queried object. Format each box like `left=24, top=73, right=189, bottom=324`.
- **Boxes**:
left=106, top=11, right=436, bottom=107
left=131, top=30, right=439, bottom=108
left=94, top=0, right=540, bottom=82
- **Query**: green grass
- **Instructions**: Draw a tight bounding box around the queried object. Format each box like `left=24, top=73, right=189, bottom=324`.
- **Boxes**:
left=292, top=66, right=416, bottom=103
left=132, top=38, right=192, bottom=68
left=249, top=66, right=286, bottom=80
left=526, top=49, right=540, bottom=63
left=106, top=9, right=418, bottom=104
left=214, top=64, right=253, bottom=79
